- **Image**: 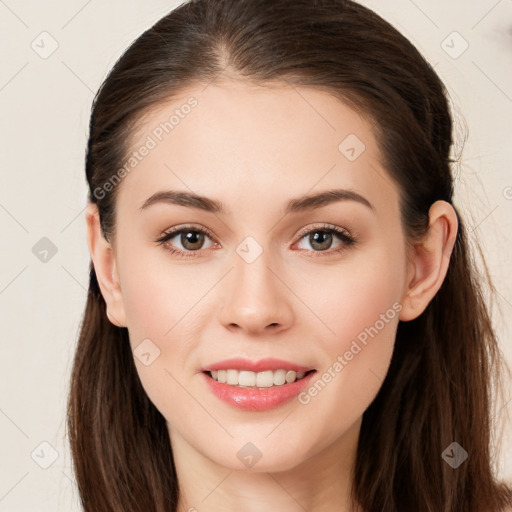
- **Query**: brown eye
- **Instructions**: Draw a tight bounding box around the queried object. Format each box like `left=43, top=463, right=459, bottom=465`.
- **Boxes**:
left=308, top=230, right=334, bottom=251
left=295, top=224, right=357, bottom=257
left=180, top=230, right=206, bottom=250
left=156, top=225, right=216, bottom=257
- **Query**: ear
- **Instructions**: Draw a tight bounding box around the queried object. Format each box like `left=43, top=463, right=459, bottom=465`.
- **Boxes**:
left=85, top=201, right=127, bottom=328
left=399, top=200, right=458, bottom=322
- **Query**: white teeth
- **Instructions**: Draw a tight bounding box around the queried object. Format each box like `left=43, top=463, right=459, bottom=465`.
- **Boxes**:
left=256, top=370, right=274, bottom=387
left=286, top=370, right=297, bottom=383
left=239, top=370, right=256, bottom=387
left=208, top=369, right=310, bottom=387
left=273, top=369, right=286, bottom=385
left=226, top=369, right=238, bottom=385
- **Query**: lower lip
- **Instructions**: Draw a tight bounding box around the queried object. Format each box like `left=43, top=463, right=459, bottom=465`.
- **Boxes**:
left=202, top=370, right=317, bottom=411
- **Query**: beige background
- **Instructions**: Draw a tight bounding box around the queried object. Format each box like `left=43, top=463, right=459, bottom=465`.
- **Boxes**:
left=0, top=0, right=510, bottom=509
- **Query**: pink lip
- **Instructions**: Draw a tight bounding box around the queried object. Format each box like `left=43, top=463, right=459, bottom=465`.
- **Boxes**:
left=202, top=369, right=318, bottom=411
left=200, top=357, right=314, bottom=373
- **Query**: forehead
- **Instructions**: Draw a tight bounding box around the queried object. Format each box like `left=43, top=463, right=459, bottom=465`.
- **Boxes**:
left=116, top=80, right=398, bottom=218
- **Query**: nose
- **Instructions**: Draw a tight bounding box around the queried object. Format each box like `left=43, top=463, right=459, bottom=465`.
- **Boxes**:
left=217, top=250, right=294, bottom=336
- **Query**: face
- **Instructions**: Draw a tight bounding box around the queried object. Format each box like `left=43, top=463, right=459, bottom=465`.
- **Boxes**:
left=103, top=80, right=412, bottom=472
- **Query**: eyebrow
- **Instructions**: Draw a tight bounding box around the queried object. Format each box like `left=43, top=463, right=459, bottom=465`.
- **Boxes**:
left=139, top=188, right=375, bottom=215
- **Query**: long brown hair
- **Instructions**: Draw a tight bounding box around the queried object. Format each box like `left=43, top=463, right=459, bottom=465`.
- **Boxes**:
left=67, top=0, right=512, bottom=510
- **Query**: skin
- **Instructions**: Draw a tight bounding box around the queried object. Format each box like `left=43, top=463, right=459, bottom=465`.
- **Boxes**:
left=86, top=79, right=458, bottom=512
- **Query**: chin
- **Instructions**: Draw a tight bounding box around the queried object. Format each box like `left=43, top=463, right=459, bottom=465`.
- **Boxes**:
left=202, top=438, right=310, bottom=473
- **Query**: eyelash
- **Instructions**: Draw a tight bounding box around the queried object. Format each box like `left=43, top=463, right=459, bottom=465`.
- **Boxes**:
left=155, top=223, right=357, bottom=259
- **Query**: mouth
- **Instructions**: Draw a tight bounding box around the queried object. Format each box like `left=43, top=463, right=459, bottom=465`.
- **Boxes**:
left=203, top=369, right=316, bottom=388
left=202, top=366, right=319, bottom=411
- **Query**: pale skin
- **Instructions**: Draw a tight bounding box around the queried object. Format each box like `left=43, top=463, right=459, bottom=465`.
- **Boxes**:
left=86, top=79, right=458, bottom=512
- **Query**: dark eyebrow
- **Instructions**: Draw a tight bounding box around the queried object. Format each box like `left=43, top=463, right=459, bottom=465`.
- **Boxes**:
left=139, top=190, right=225, bottom=214
left=139, top=188, right=374, bottom=214
left=286, top=189, right=374, bottom=214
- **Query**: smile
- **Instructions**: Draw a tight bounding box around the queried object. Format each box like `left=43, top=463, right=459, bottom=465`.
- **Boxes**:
left=202, top=369, right=318, bottom=411
left=206, top=369, right=312, bottom=387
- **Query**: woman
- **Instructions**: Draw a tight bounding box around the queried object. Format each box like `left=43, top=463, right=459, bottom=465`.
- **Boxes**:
left=67, top=0, right=512, bottom=510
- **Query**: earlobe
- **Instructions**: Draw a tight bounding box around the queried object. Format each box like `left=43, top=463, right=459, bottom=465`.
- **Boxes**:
left=399, top=200, right=458, bottom=322
left=85, top=202, right=127, bottom=328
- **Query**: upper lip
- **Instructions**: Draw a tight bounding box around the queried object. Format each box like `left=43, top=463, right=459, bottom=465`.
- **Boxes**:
left=201, top=358, right=315, bottom=373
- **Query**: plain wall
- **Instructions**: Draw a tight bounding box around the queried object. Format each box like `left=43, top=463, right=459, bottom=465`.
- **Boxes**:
left=0, top=0, right=510, bottom=509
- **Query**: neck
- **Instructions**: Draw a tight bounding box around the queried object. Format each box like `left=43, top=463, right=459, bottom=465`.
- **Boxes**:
left=172, top=417, right=362, bottom=512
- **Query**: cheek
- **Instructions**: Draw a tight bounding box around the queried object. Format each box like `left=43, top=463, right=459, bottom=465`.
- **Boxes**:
left=299, top=241, right=406, bottom=348
left=115, top=250, right=207, bottom=397
left=295, top=242, right=405, bottom=410
left=116, top=247, right=192, bottom=342
left=115, top=255, right=196, bottom=419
